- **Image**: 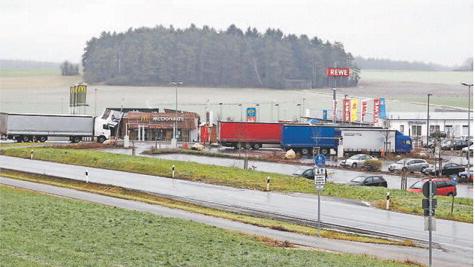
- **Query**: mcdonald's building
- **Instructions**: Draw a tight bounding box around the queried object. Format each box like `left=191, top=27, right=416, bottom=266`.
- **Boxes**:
left=120, top=109, right=200, bottom=142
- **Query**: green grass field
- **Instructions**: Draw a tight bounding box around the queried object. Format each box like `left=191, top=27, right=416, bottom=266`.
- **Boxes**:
left=0, top=185, right=419, bottom=266
left=0, top=68, right=59, bottom=77
left=2, top=147, right=472, bottom=222
left=361, top=69, right=473, bottom=85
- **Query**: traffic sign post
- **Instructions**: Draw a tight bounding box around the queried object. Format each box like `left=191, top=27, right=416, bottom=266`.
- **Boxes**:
left=422, top=180, right=437, bottom=267
left=314, top=154, right=326, bottom=237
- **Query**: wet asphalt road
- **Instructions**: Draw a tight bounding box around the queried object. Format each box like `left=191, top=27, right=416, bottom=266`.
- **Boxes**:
left=102, top=147, right=473, bottom=198
left=1, top=177, right=463, bottom=267
left=0, top=155, right=472, bottom=267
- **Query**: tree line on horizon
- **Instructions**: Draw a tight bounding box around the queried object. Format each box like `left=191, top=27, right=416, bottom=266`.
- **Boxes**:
left=81, top=24, right=359, bottom=89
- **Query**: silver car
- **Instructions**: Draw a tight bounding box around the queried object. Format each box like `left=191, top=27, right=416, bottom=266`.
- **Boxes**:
left=388, top=158, right=429, bottom=173
left=340, top=154, right=376, bottom=168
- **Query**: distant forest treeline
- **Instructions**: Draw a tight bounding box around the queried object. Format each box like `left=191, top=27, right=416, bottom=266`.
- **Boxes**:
left=82, top=24, right=359, bottom=88
left=0, top=59, right=59, bottom=70
left=355, top=57, right=453, bottom=71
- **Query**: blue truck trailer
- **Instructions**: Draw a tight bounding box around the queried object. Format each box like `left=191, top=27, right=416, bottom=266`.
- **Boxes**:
left=281, top=125, right=412, bottom=155
left=280, top=125, right=340, bottom=155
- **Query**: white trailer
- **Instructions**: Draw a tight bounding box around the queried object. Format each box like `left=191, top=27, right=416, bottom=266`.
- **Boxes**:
left=340, top=128, right=397, bottom=153
left=0, top=112, right=120, bottom=143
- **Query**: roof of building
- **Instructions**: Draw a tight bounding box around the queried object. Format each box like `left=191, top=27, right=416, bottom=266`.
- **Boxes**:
left=388, top=112, right=472, bottom=120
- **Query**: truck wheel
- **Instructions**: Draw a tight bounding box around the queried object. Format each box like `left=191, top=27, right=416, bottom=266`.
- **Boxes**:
left=22, top=136, right=31, bottom=142
left=38, top=136, right=47, bottom=142
left=301, top=148, right=309, bottom=155
left=97, top=136, right=106, bottom=143
left=252, top=143, right=261, bottom=150
left=245, top=143, right=252, bottom=150
left=71, top=136, right=82, bottom=143
left=235, top=143, right=243, bottom=150
left=321, top=148, right=329, bottom=155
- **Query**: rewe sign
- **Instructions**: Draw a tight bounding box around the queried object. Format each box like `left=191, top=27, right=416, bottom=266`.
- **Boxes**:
left=326, top=67, right=350, bottom=77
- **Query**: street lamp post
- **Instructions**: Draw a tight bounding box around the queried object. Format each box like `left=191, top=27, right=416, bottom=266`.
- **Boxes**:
left=426, top=94, right=432, bottom=147
left=256, top=103, right=260, bottom=121
left=238, top=104, right=243, bottom=121
left=170, top=81, right=183, bottom=147
left=461, top=83, right=472, bottom=165
left=219, top=103, right=223, bottom=121
left=275, top=103, right=280, bottom=122
left=297, top=104, right=302, bottom=122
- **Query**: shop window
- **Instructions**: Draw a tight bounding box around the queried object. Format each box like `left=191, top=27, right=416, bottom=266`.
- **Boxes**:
left=411, top=125, right=422, bottom=136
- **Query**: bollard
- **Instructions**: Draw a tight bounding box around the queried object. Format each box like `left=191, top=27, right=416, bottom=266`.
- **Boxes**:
left=30, top=150, right=34, bottom=160
left=266, top=176, right=270, bottom=191
left=85, top=170, right=89, bottom=183
left=172, top=165, right=175, bottom=178
left=386, top=192, right=390, bottom=210
left=131, top=146, right=136, bottom=156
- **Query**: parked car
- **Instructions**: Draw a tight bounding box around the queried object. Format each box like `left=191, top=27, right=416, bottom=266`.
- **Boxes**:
left=422, top=163, right=466, bottom=176
left=349, top=175, right=387, bottom=187
left=293, top=168, right=327, bottom=180
left=340, top=154, right=376, bottom=168
left=408, top=178, right=457, bottom=196
left=458, top=168, right=473, bottom=183
left=452, top=139, right=472, bottom=150
left=462, top=144, right=473, bottom=155
left=388, top=158, right=429, bottom=173
left=440, top=139, right=453, bottom=150
left=442, top=139, right=472, bottom=150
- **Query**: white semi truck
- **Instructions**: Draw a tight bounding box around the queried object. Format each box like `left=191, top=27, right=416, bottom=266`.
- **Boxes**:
left=0, top=110, right=122, bottom=143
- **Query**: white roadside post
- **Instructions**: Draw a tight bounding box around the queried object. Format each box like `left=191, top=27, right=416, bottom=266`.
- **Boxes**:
left=266, top=176, right=271, bottom=191
left=85, top=170, right=89, bottom=183
left=30, top=150, right=34, bottom=160
left=386, top=192, right=390, bottom=210
left=172, top=165, right=175, bottom=178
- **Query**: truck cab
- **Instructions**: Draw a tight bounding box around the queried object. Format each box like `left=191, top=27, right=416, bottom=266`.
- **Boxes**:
left=395, top=131, right=412, bottom=153
left=94, top=109, right=123, bottom=143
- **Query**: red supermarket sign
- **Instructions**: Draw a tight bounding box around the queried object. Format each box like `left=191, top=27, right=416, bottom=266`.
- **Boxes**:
left=326, top=67, right=350, bottom=77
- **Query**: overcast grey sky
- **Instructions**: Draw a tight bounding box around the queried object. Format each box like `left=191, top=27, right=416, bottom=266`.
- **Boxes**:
left=0, top=0, right=472, bottom=66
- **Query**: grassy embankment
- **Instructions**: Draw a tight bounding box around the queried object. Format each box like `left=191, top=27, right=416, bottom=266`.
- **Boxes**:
left=1, top=169, right=414, bottom=246
left=0, top=185, right=422, bottom=267
left=2, top=147, right=472, bottom=223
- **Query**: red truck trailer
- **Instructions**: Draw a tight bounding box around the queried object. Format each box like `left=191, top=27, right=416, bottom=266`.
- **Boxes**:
left=218, top=121, right=282, bottom=149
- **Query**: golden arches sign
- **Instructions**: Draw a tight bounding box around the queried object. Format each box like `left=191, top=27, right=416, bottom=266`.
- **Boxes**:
left=69, top=84, right=87, bottom=107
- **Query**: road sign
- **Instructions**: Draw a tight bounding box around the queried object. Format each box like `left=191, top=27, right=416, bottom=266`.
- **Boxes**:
left=422, top=198, right=438, bottom=210
left=314, top=154, right=326, bottom=167
left=326, top=67, right=350, bottom=77
left=424, top=216, right=436, bottom=231
left=246, top=107, right=256, bottom=122
left=422, top=181, right=436, bottom=198
left=314, top=167, right=326, bottom=190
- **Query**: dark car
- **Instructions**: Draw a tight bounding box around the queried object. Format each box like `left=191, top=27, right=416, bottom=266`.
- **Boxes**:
left=458, top=168, right=473, bottom=183
left=408, top=178, right=457, bottom=196
left=349, top=176, right=387, bottom=187
left=423, top=163, right=466, bottom=176
left=294, top=168, right=328, bottom=180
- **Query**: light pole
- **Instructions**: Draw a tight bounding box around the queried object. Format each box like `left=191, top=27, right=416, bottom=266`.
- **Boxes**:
left=170, top=81, right=183, bottom=147
left=238, top=104, right=243, bottom=121
left=302, top=97, right=306, bottom=118
left=332, top=88, right=337, bottom=123
left=461, top=83, right=472, bottom=165
left=219, top=103, right=223, bottom=121
left=275, top=103, right=280, bottom=121
left=297, top=103, right=302, bottom=122
left=94, top=88, right=98, bottom=116
left=426, top=94, right=432, bottom=147
left=256, top=103, right=260, bottom=122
